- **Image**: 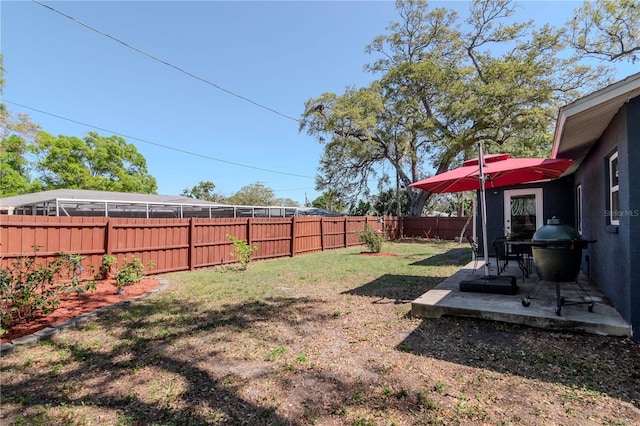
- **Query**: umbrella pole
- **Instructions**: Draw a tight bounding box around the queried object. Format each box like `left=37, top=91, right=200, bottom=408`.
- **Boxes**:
left=458, top=143, right=517, bottom=294
left=477, top=142, right=491, bottom=276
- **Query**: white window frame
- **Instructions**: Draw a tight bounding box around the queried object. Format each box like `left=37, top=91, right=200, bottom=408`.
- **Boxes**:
left=609, top=151, right=619, bottom=226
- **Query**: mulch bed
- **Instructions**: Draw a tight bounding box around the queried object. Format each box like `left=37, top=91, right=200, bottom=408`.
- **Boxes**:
left=1, top=278, right=160, bottom=343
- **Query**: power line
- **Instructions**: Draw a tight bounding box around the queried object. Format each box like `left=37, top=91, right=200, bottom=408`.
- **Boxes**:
left=4, top=99, right=315, bottom=180
left=31, top=0, right=301, bottom=123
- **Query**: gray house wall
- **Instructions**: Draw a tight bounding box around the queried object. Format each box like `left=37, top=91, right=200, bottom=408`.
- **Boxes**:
left=473, top=89, right=638, bottom=339
left=574, top=96, right=639, bottom=337
left=478, top=176, right=575, bottom=257
left=629, top=97, right=640, bottom=340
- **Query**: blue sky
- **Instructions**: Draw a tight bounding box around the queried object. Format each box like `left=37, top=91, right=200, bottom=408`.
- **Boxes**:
left=1, top=1, right=637, bottom=205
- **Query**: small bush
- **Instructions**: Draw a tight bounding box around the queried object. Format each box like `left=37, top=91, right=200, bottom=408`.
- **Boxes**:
left=357, top=225, right=385, bottom=253
left=95, top=254, right=117, bottom=280
left=0, top=250, right=93, bottom=335
left=115, top=256, right=154, bottom=289
left=227, top=234, right=258, bottom=270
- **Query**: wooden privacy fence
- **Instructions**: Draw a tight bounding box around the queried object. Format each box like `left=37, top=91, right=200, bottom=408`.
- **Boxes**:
left=402, top=216, right=472, bottom=241
left=0, top=215, right=470, bottom=276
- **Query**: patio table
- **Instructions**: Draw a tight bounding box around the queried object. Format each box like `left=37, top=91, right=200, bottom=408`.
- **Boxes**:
left=503, top=239, right=535, bottom=280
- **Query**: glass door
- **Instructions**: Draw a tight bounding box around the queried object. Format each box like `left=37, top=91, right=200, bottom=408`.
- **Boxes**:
left=503, top=188, right=543, bottom=239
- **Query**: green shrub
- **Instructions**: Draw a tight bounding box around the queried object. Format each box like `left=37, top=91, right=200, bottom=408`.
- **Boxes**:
left=95, top=254, right=117, bottom=280
left=227, top=234, right=258, bottom=270
left=115, top=256, right=154, bottom=289
left=0, top=250, right=91, bottom=335
left=357, top=225, right=385, bottom=253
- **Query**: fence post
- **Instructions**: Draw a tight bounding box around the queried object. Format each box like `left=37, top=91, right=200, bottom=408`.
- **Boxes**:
left=247, top=217, right=252, bottom=248
left=344, top=217, right=347, bottom=248
left=189, top=218, right=196, bottom=271
left=290, top=216, right=296, bottom=257
left=320, top=217, right=325, bottom=251
left=105, top=219, right=114, bottom=256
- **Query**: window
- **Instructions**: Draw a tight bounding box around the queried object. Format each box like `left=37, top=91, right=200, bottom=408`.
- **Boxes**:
left=609, top=151, right=619, bottom=225
left=576, top=184, right=583, bottom=234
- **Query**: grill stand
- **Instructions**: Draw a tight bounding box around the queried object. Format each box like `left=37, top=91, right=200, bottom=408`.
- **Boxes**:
left=521, top=273, right=595, bottom=316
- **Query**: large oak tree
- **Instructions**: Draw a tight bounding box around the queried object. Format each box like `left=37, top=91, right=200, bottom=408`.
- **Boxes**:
left=300, top=0, right=609, bottom=215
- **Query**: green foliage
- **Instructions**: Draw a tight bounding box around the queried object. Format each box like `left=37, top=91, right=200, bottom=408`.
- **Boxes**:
left=226, top=182, right=276, bottom=206
left=227, top=234, right=259, bottom=270
left=372, top=188, right=411, bottom=217
left=565, top=0, right=640, bottom=63
left=95, top=254, right=117, bottom=281
left=0, top=250, right=94, bottom=335
left=115, top=256, right=154, bottom=289
left=1, top=99, right=157, bottom=196
left=274, top=197, right=300, bottom=207
left=0, top=108, right=43, bottom=197
left=311, top=190, right=345, bottom=212
left=56, top=252, right=95, bottom=293
left=349, top=200, right=374, bottom=216
left=223, top=182, right=299, bottom=207
left=0, top=135, right=34, bottom=197
left=181, top=180, right=226, bottom=202
left=301, top=0, right=610, bottom=216
left=34, top=131, right=157, bottom=193
left=357, top=224, right=385, bottom=253
left=265, top=346, right=287, bottom=361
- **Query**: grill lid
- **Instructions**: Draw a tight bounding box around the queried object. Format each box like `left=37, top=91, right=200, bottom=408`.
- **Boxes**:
left=532, top=216, right=582, bottom=242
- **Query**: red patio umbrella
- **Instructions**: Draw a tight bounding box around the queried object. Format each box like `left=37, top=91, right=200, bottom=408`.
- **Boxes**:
left=409, top=155, right=574, bottom=194
left=410, top=144, right=573, bottom=278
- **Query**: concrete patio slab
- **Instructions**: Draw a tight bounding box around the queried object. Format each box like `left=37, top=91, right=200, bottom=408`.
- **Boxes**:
left=412, top=258, right=632, bottom=337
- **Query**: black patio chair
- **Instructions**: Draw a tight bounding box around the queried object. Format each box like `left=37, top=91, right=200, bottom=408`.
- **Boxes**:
left=467, top=235, right=479, bottom=274
left=492, top=236, right=519, bottom=275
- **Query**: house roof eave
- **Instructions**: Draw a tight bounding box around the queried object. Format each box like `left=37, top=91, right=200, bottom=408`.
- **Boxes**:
left=551, top=72, right=640, bottom=170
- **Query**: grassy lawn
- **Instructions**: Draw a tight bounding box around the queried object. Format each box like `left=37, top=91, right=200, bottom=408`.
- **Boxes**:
left=1, top=241, right=638, bottom=425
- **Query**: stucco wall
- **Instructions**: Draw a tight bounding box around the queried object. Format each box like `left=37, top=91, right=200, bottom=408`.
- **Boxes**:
left=574, top=101, right=633, bottom=327
left=480, top=176, right=574, bottom=257
left=476, top=95, right=638, bottom=339
left=627, top=96, right=640, bottom=338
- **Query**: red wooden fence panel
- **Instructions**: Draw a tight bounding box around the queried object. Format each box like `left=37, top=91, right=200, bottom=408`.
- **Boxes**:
left=105, top=218, right=191, bottom=275
left=0, top=215, right=107, bottom=276
left=293, top=217, right=322, bottom=255
left=346, top=217, right=364, bottom=247
left=1, top=215, right=469, bottom=276
left=250, top=217, right=293, bottom=261
left=402, top=216, right=471, bottom=240
left=321, top=217, right=346, bottom=250
left=192, top=218, right=245, bottom=269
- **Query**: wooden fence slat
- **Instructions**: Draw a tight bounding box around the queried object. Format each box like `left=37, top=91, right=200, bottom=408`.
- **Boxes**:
left=1, top=215, right=470, bottom=274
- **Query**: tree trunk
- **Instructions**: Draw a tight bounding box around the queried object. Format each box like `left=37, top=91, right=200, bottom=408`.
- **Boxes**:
left=409, top=190, right=430, bottom=216
left=459, top=214, right=472, bottom=244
